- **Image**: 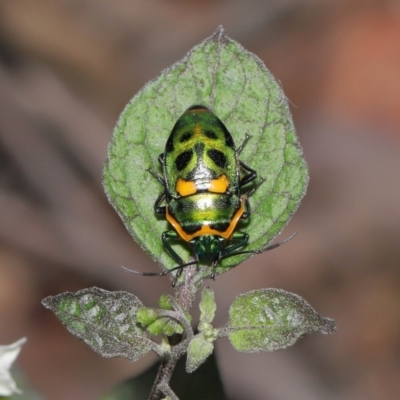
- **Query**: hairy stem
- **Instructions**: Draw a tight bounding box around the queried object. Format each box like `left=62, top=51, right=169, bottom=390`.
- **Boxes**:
left=148, top=356, right=176, bottom=400
left=148, top=263, right=207, bottom=400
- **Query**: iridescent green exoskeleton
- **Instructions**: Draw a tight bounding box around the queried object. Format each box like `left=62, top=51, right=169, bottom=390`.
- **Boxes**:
left=143, top=105, right=287, bottom=286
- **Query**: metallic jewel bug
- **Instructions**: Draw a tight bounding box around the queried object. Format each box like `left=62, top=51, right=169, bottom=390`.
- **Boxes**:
left=130, top=105, right=295, bottom=286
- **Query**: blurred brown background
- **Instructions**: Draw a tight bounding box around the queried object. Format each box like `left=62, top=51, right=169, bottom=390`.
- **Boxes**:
left=0, top=0, right=399, bottom=399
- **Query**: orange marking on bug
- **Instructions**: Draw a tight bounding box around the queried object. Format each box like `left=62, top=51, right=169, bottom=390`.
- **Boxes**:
left=208, top=175, right=229, bottom=193
left=176, top=174, right=229, bottom=196
left=166, top=200, right=245, bottom=242
left=176, top=179, right=197, bottom=196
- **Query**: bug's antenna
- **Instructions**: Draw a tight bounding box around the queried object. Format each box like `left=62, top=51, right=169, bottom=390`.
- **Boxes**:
left=121, top=260, right=199, bottom=285
left=220, top=231, right=298, bottom=261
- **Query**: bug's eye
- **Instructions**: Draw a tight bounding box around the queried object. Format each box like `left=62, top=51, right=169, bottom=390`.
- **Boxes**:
left=207, top=149, right=227, bottom=168
left=204, top=130, right=217, bottom=139
left=180, top=132, right=193, bottom=143
left=175, top=150, right=193, bottom=171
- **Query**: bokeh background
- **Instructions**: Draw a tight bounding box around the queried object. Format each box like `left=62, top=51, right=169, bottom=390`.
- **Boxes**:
left=0, top=1, right=399, bottom=399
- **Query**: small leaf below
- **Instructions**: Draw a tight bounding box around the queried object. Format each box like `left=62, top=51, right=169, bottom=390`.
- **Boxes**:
left=186, top=335, right=215, bottom=373
left=42, top=287, right=154, bottom=361
left=199, top=286, right=216, bottom=325
left=228, top=288, right=336, bottom=352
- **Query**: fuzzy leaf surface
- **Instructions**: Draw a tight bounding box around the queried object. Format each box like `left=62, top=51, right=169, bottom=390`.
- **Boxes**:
left=42, top=287, right=154, bottom=361
left=228, top=288, right=336, bottom=352
left=186, top=334, right=214, bottom=373
left=103, top=26, right=308, bottom=279
left=199, top=286, right=216, bottom=324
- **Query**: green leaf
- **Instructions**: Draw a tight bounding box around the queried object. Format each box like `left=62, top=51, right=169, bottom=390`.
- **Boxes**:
left=136, top=307, right=185, bottom=336
left=159, top=294, right=174, bottom=310
left=148, top=316, right=184, bottom=337
left=42, top=287, right=155, bottom=361
left=186, top=334, right=214, bottom=373
left=199, top=286, right=216, bottom=325
left=136, top=307, right=159, bottom=326
left=187, top=288, right=219, bottom=372
left=228, top=288, right=336, bottom=352
left=103, top=26, right=308, bottom=277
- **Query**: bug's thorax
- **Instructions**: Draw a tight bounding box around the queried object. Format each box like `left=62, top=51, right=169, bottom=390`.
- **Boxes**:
left=191, top=235, right=224, bottom=264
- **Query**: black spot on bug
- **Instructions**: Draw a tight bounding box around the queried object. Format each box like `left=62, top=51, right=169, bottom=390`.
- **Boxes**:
left=175, top=150, right=193, bottom=171
left=210, top=222, right=230, bottom=232
left=204, top=130, right=217, bottom=140
left=208, top=119, right=235, bottom=148
left=207, top=149, right=227, bottom=169
left=182, top=224, right=202, bottom=235
left=224, top=131, right=235, bottom=148
left=180, top=131, right=193, bottom=143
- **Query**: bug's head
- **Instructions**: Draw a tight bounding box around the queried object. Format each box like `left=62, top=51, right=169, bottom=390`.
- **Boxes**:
left=192, top=235, right=224, bottom=264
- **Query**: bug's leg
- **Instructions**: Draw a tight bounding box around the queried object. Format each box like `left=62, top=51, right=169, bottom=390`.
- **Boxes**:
left=162, top=230, right=187, bottom=286
left=241, top=177, right=265, bottom=219
left=210, top=260, right=218, bottom=281
left=239, top=160, right=258, bottom=188
left=210, top=231, right=249, bottom=280
left=236, top=133, right=251, bottom=154
left=147, top=167, right=165, bottom=186
left=236, top=134, right=257, bottom=187
left=162, top=230, right=184, bottom=265
left=154, top=192, right=167, bottom=215
left=245, top=176, right=264, bottom=197
left=147, top=153, right=165, bottom=185
left=223, top=231, right=249, bottom=257
left=241, top=196, right=251, bottom=220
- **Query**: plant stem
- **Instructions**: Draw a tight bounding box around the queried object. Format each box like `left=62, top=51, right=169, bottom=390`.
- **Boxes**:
left=148, top=355, right=177, bottom=400
left=148, top=265, right=205, bottom=399
left=174, top=265, right=199, bottom=311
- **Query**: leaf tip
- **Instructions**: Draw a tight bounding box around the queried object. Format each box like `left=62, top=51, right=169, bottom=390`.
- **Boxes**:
left=41, top=295, right=54, bottom=309
left=212, top=25, right=228, bottom=43
left=319, top=317, right=337, bottom=335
